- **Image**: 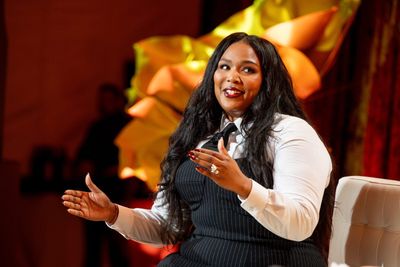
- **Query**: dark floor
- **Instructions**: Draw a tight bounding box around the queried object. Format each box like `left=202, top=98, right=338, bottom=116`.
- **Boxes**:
left=1, top=161, right=166, bottom=267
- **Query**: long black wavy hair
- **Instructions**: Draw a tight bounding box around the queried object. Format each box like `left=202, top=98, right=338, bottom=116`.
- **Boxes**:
left=157, top=32, right=335, bottom=262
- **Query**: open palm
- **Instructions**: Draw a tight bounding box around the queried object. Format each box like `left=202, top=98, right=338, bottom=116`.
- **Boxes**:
left=62, top=174, right=116, bottom=223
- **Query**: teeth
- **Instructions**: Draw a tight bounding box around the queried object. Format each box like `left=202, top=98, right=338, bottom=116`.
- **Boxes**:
left=226, top=89, right=240, bottom=94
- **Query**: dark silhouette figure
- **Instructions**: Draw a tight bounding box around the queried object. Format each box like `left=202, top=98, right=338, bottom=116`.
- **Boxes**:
left=74, top=83, right=132, bottom=267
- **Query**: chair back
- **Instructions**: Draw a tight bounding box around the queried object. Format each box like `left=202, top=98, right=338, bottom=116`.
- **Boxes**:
left=328, top=176, right=400, bottom=267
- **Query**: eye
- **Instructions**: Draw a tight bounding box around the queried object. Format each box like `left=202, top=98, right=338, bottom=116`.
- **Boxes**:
left=243, top=66, right=256, bottom=73
left=218, top=63, right=230, bottom=70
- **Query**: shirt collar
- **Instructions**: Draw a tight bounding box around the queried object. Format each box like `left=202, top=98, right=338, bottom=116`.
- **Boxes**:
left=220, top=115, right=244, bottom=135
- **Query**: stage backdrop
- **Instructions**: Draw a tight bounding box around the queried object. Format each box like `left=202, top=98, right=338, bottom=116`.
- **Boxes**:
left=3, top=0, right=202, bottom=177
left=304, top=0, right=400, bottom=181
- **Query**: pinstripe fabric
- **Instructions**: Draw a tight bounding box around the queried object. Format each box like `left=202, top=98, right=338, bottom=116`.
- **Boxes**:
left=157, top=158, right=326, bottom=267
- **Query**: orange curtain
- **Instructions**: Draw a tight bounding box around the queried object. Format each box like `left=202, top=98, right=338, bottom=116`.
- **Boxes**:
left=304, top=0, right=400, bottom=180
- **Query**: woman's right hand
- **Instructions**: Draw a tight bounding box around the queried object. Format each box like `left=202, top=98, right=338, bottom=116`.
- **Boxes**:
left=62, top=173, right=119, bottom=224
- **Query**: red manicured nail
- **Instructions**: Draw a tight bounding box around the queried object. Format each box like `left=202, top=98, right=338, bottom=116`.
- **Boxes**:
left=187, top=152, right=196, bottom=160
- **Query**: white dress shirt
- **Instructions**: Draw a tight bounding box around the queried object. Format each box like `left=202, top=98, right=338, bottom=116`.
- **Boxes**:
left=108, top=113, right=332, bottom=245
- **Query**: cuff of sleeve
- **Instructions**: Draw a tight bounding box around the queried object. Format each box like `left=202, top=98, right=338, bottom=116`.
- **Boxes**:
left=106, top=205, right=131, bottom=230
left=239, top=180, right=270, bottom=211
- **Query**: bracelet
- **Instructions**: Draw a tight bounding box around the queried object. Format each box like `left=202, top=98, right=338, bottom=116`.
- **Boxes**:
left=108, top=203, right=119, bottom=225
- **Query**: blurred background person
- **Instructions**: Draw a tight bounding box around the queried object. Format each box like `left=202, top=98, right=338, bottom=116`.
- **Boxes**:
left=73, top=83, right=133, bottom=267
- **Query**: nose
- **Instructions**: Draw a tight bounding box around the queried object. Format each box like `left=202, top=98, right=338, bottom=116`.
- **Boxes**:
left=227, top=70, right=241, bottom=83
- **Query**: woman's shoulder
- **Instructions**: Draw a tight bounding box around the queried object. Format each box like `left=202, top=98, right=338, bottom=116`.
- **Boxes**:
left=272, top=113, right=332, bottom=175
left=272, top=113, right=321, bottom=141
left=274, top=113, right=312, bottom=130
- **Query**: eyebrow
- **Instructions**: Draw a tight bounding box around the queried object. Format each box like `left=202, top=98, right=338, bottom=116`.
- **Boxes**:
left=219, top=58, right=259, bottom=66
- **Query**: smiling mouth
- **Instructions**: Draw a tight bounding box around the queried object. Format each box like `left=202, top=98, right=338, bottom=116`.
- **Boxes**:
left=223, top=88, right=244, bottom=98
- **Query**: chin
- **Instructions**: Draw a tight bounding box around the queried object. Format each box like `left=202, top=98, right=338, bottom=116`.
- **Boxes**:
left=224, top=110, right=243, bottom=120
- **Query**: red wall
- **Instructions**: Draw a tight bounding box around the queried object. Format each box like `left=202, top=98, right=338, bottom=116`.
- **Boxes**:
left=4, top=0, right=202, bottom=176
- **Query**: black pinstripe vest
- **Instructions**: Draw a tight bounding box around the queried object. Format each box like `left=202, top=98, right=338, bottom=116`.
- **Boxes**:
left=157, top=157, right=326, bottom=267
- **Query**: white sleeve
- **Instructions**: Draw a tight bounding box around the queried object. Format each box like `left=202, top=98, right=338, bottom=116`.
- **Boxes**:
left=239, top=117, right=332, bottom=241
left=107, top=192, right=169, bottom=247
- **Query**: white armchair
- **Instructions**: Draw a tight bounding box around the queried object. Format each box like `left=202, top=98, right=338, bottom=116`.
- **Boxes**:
left=328, top=176, right=400, bottom=267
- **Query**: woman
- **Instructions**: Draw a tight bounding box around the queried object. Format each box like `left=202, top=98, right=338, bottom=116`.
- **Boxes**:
left=62, top=32, right=335, bottom=266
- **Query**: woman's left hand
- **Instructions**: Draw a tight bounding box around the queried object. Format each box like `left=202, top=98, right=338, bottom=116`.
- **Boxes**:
left=188, top=138, right=252, bottom=199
